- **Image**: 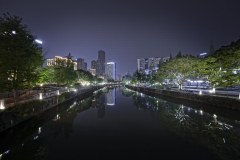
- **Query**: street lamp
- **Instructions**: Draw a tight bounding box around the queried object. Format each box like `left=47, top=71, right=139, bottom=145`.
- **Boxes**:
left=35, top=39, right=43, bottom=44
left=0, top=100, right=5, bottom=110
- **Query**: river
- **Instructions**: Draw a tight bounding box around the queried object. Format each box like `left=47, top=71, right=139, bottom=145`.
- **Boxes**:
left=0, top=86, right=240, bottom=160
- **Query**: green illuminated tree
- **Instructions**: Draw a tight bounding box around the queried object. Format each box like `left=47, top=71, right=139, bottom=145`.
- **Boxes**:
left=51, top=53, right=78, bottom=87
left=156, top=55, right=198, bottom=90
left=202, top=39, right=240, bottom=87
left=0, top=13, right=44, bottom=97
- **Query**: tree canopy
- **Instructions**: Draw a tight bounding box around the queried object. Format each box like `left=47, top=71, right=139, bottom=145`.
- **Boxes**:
left=0, top=13, right=44, bottom=97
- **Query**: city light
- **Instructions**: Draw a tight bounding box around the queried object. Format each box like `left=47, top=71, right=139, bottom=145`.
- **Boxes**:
left=35, top=39, right=43, bottom=44
left=0, top=100, right=5, bottom=110
left=39, top=93, right=43, bottom=100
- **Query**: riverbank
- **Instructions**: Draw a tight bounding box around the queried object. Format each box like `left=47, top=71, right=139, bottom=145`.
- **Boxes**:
left=0, top=85, right=105, bottom=133
left=125, top=85, right=240, bottom=110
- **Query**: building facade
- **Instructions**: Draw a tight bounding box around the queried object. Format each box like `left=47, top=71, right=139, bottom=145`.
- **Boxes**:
left=84, top=62, right=87, bottom=71
left=91, top=60, right=97, bottom=69
left=77, top=58, right=85, bottom=70
left=98, top=50, right=105, bottom=75
left=47, top=56, right=77, bottom=70
left=137, top=57, right=170, bottom=74
left=106, top=62, right=116, bottom=80
left=89, top=69, right=96, bottom=76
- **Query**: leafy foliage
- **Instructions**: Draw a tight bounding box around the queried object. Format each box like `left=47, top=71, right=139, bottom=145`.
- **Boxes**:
left=156, top=55, right=198, bottom=89
left=0, top=13, right=44, bottom=96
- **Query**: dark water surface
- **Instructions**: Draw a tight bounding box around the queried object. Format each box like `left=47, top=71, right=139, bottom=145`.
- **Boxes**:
left=0, top=87, right=240, bottom=160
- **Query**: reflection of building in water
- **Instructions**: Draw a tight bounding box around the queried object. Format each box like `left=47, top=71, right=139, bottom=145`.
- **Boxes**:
left=106, top=89, right=116, bottom=106
left=92, top=94, right=105, bottom=118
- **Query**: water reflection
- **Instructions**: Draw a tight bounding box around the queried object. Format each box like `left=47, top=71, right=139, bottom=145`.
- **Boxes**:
left=106, top=88, right=116, bottom=106
left=125, top=88, right=240, bottom=160
left=0, top=89, right=103, bottom=160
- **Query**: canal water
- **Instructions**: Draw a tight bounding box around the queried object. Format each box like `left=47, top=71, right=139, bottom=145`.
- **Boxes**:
left=0, top=86, right=240, bottom=160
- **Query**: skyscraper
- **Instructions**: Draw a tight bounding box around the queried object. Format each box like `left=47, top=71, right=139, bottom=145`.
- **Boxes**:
left=98, top=50, right=105, bottom=75
left=91, top=60, right=97, bottom=69
left=84, top=62, right=87, bottom=71
left=106, top=62, right=116, bottom=80
left=77, top=58, right=85, bottom=70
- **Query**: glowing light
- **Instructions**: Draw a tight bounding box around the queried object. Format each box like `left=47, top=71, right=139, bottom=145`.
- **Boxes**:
left=0, top=100, right=5, bottom=110
left=200, top=53, right=207, bottom=56
left=213, top=114, right=217, bottom=119
left=57, top=90, right=60, bottom=95
left=199, top=90, right=202, bottom=95
left=35, top=39, right=43, bottom=44
left=212, top=88, right=215, bottom=93
left=39, top=93, right=42, bottom=100
left=38, top=127, right=41, bottom=134
left=12, top=31, right=16, bottom=34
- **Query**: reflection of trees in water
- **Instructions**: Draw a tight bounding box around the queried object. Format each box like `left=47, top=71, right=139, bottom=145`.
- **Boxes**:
left=132, top=92, right=159, bottom=112
left=48, top=97, right=93, bottom=140
left=1, top=90, right=104, bottom=160
left=130, top=91, right=240, bottom=159
left=122, top=87, right=134, bottom=97
left=157, top=101, right=240, bottom=160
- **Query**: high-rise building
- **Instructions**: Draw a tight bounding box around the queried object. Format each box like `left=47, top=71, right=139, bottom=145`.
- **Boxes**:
left=137, top=57, right=170, bottom=74
left=77, top=58, right=85, bottom=70
left=98, top=50, right=105, bottom=74
left=96, top=59, right=101, bottom=75
left=84, top=62, right=87, bottom=71
left=91, top=60, right=97, bottom=69
left=106, top=62, right=116, bottom=80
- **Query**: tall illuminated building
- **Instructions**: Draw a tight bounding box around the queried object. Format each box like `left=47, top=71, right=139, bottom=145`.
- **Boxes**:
left=106, top=62, right=116, bottom=80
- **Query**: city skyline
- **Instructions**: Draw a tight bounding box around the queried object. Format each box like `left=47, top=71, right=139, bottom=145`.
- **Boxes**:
left=1, top=0, right=240, bottom=76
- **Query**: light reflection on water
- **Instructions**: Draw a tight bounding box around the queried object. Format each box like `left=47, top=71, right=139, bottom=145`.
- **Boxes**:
left=0, top=87, right=240, bottom=159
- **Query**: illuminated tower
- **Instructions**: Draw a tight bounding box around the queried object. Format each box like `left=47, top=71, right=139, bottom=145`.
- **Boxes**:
left=106, top=62, right=116, bottom=80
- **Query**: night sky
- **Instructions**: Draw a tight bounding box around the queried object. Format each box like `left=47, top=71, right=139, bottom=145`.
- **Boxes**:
left=1, top=0, right=240, bottom=76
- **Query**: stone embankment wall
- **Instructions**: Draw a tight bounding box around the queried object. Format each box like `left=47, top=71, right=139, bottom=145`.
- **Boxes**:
left=126, top=85, right=240, bottom=110
left=0, top=85, right=105, bottom=133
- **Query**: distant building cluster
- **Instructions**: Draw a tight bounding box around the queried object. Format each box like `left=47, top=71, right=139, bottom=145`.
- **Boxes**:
left=46, top=56, right=77, bottom=70
left=137, top=57, right=170, bottom=74
left=47, top=50, right=119, bottom=80
left=91, top=50, right=106, bottom=77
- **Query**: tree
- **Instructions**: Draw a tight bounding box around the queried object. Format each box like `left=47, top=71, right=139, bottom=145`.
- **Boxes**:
left=156, top=55, right=198, bottom=90
left=0, top=13, right=44, bottom=97
left=208, top=40, right=215, bottom=56
left=176, top=51, right=182, bottom=58
left=169, top=53, right=173, bottom=60
left=202, top=39, right=240, bottom=87
left=77, top=69, right=93, bottom=84
left=51, top=53, right=78, bottom=87
left=158, top=57, right=164, bottom=69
